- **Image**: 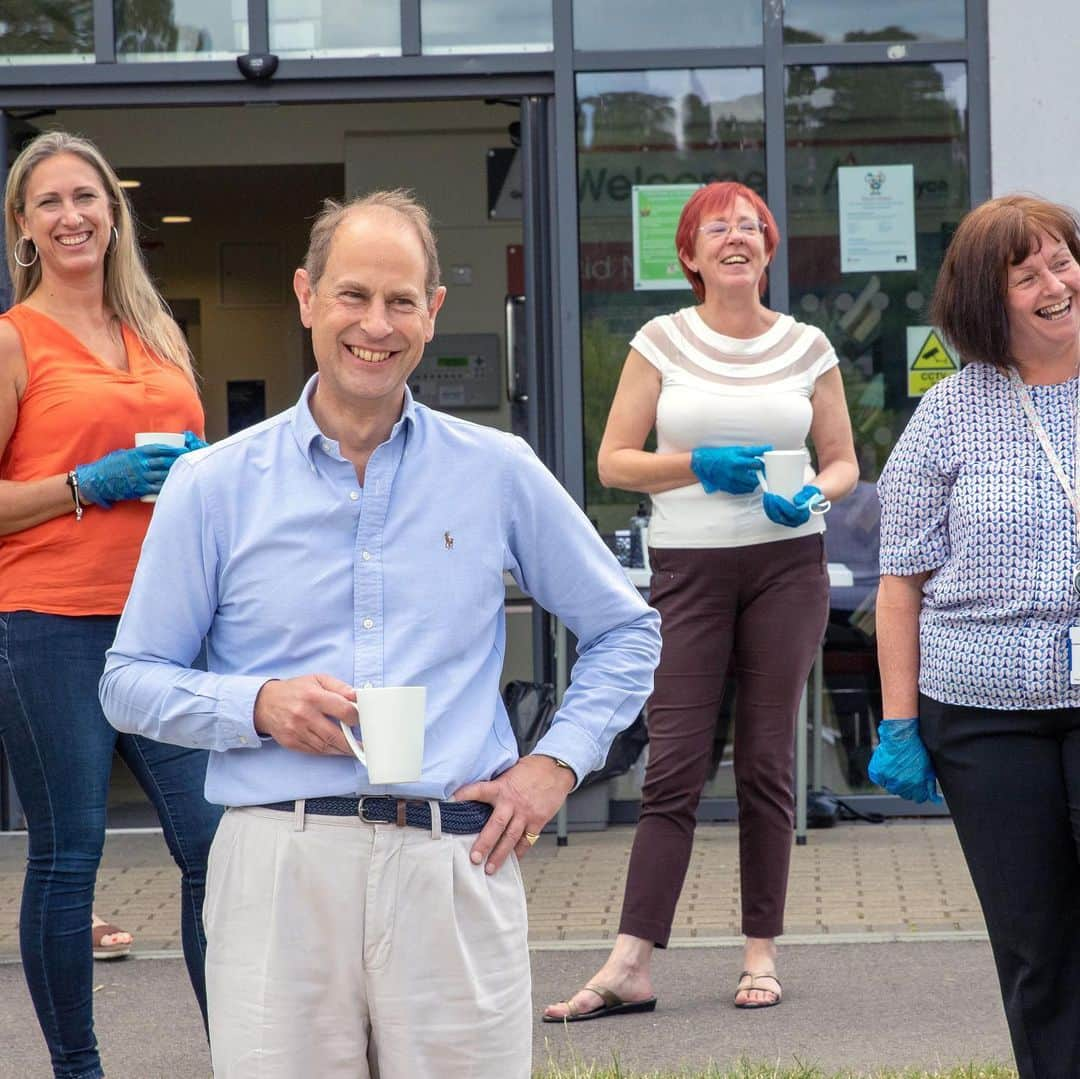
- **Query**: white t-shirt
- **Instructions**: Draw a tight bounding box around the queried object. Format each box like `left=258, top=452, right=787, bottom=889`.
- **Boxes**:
left=631, top=308, right=839, bottom=549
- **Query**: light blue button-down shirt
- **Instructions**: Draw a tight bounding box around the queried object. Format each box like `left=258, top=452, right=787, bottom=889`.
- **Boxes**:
left=100, top=378, right=660, bottom=806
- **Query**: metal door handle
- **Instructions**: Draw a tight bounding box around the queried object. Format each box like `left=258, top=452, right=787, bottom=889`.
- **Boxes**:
left=505, top=295, right=527, bottom=403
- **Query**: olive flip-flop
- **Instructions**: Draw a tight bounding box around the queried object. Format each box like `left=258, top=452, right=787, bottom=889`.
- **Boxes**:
left=542, top=983, right=658, bottom=1023
left=733, top=970, right=782, bottom=1009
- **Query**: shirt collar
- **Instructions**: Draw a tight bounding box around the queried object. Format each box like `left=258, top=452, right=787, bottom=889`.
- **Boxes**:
left=290, top=374, right=418, bottom=467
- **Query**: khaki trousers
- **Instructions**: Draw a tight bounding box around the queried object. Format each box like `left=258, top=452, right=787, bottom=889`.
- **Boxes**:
left=204, top=804, right=532, bottom=1079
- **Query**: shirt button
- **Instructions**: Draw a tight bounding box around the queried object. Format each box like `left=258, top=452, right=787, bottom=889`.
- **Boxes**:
left=363, top=618, right=374, bottom=630
left=362, top=681, right=374, bottom=689
left=362, top=550, right=372, bottom=561
left=322, top=440, right=331, bottom=452
left=349, top=491, right=359, bottom=502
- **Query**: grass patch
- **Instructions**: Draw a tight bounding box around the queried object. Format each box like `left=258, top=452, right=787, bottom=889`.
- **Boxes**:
left=533, top=1062, right=1017, bottom=1079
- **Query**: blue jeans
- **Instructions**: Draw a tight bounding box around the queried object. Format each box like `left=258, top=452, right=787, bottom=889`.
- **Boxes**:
left=0, top=611, right=221, bottom=1079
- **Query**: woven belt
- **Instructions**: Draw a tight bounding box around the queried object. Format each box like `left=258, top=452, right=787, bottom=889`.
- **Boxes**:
left=260, top=795, right=493, bottom=835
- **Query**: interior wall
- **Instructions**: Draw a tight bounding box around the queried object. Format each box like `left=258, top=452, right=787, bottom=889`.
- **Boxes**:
left=137, top=165, right=341, bottom=439
left=44, top=102, right=521, bottom=437
left=344, top=125, right=521, bottom=430
left=48, top=100, right=511, bottom=167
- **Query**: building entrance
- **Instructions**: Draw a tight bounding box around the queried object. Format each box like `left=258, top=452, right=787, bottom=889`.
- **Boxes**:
left=0, top=96, right=554, bottom=828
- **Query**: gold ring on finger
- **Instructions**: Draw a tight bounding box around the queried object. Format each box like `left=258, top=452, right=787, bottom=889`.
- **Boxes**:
left=524, top=831, right=540, bottom=846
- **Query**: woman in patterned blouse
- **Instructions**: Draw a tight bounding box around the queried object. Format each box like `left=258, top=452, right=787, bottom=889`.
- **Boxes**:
left=875, top=195, right=1080, bottom=1079
left=543, top=181, right=858, bottom=1021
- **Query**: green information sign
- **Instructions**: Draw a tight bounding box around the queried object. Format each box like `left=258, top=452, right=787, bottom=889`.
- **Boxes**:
left=631, top=183, right=701, bottom=290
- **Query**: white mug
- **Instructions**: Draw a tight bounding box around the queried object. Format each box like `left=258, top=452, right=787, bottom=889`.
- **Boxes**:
left=338, top=686, right=426, bottom=784
left=134, top=431, right=185, bottom=503
left=760, top=449, right=810, bottom=501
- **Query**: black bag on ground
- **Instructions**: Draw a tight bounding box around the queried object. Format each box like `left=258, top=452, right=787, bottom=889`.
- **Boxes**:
left=806, top=786, right=885, bottom=828
left=502, top=680, right=648, bottom=789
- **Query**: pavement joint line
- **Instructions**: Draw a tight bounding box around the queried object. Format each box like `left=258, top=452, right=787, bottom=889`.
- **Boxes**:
left=0, top=929, right=991, bottom=966
left=528, top=930, right=990, bottom=950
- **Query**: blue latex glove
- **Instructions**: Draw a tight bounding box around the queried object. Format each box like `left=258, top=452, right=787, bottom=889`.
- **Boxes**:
left=867, top=719, right=943, bottom=804
left=183, top=430, right=209, bottom=452
left=75, top=444, right=187, bottom=508
left=762, top=484, right=824, bottom=527
left=690, top=444, right=771, bottom=495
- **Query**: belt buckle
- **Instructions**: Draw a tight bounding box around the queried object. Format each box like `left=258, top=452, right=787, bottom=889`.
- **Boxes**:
left=358, top=797, right=391, bottom=825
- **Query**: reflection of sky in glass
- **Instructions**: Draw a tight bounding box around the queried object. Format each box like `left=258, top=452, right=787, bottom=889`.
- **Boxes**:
left=574, top=0, right=759, bottom=49
left=939, top=64, right=968, bottom=114
left=421, top=0, right=551, bottom=53
left=269, top=0, right=399, bottom=56
left=784, top=0, right=964, bottom=41
left=577, top=68, right=763, bottom=152
left=116, top=0, right=247, bottom=57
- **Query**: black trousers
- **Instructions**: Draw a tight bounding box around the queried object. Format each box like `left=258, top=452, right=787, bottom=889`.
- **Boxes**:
left=920, top=694, right=1080, bottom=1079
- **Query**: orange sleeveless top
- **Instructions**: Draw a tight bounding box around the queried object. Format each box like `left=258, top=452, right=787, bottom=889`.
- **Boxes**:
left=0, top=304, right=204, bottom=615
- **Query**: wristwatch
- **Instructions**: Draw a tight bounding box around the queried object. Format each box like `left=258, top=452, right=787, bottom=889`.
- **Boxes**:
left=536, top=754, right=577, bottom=784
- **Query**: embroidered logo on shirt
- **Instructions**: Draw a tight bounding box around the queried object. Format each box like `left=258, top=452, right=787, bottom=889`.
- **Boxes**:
left=444, top=531, right=454, bottom=550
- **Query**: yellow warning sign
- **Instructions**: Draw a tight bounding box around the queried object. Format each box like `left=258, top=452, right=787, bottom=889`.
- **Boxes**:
left=907, top=326, right=958, bottom=397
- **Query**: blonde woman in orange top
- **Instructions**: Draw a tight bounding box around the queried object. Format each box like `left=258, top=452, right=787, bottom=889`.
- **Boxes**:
left=0, top=132, right=220, bottom=1079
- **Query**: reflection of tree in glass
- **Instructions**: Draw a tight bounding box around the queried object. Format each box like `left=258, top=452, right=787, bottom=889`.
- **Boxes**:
left=789, top=61, right=961, bottom=143
left=682, top=94, right=713, bottom=149
left=115, top=0, right=211, bottom=53
left=581, top=317, right=631, bottom=509
left=578, top=93, right=678, bottom=151
left=0, top=0, right=93, bottom=53
left=783, top=20, right=956, bottom=44
left=845, top=26, right=915, bottom=43
left=783, top=27, right=825, bottom=44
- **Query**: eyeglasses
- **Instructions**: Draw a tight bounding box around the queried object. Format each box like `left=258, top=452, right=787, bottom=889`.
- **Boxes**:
left=698, top=219, right=766, bottom=238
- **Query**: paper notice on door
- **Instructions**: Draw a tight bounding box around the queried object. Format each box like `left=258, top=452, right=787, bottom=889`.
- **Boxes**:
left=838, top=165, right=917, bottom=274
left=632, top=184, right=701, bottom=290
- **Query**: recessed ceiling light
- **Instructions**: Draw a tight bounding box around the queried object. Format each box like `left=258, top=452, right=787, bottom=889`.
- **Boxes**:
left=161, top=215, right=192, bottom=224
left=118, top=179, right=141, bottom=189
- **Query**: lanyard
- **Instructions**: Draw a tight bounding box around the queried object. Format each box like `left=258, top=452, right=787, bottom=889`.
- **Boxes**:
left=1007, top=366, right=1080, bottom=538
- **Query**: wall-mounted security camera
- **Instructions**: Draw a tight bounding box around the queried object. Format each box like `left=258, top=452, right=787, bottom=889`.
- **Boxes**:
left=236, top=53, right=279, bottom=81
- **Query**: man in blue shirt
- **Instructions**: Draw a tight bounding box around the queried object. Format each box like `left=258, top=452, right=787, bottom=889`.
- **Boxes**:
left=99, top=190, right=660, bottom=1078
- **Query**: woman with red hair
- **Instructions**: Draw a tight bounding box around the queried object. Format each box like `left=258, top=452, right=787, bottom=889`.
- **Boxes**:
left=544, top=182, right=857, bottom=1019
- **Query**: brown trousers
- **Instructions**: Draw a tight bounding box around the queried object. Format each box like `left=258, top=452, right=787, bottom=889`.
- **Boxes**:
left=619, top=536, right=829, bottom=944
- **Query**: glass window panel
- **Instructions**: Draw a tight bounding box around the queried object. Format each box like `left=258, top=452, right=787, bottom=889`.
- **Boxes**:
left=577, top=68, right=765, bottom=532
left=786, top=63, right=969, bottom=793
left=574, top=0, right=761, bottom=50
left=0, top=0, right=93, bottom=64
left=421, top=0, right=551, bottom=54
left=116, top=0, right=248, bottom=61
left=269, top=0, right=400, bottom=57
left=783, top=0, right=965, bottom=43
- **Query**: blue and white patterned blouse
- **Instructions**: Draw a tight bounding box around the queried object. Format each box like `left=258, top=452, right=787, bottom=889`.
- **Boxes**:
left=879, top=361, right=1080, bottom=710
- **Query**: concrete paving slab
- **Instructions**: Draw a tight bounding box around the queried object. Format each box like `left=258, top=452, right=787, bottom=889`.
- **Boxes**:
left=1, top=820, right=986, bottom=956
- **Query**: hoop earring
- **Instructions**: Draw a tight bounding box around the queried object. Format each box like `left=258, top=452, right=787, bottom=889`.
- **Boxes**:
left=13, top=236, right=38, bottom=268
left=109, top=225, right=119, bottom=252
